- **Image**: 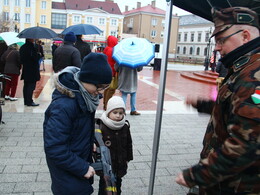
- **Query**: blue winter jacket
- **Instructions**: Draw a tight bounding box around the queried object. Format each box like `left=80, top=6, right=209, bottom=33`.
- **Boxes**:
left=43, top=67, right=95, bottom=195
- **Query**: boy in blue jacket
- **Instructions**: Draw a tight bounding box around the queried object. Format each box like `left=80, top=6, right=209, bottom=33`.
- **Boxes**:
left=43, top=53, right=112, bottom=195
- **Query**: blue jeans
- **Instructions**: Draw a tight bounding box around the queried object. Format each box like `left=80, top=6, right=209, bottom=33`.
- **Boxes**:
left=121, top=91, right=136, bottom=112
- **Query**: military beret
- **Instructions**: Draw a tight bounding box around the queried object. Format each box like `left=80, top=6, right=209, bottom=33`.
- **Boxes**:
left=211, top=7, right=259, bottom=37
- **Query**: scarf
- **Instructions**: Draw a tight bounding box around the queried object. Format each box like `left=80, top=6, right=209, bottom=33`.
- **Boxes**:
left=100, top=112, right=126, bottom=130
left=74, top=72, right=99, bottom=113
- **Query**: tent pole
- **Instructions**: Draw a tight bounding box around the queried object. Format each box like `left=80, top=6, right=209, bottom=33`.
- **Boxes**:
left=148, top=1, right=173, bottom=194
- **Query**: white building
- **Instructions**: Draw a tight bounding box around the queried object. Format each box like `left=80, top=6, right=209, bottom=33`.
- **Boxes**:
left=176, top=14, right=215, bottom=64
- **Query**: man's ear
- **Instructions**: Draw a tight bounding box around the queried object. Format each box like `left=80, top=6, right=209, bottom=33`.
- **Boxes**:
left=242, top=29, right=251, bottom=43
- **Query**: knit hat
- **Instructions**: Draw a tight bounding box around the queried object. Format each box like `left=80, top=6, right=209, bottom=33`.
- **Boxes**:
left=79, top=52, right=112, bottom=84
left=211, top=7, right=259, bottom=37
left=106, top=96, right=126, bottom=116
left=64, top=31, right=76, bottom=43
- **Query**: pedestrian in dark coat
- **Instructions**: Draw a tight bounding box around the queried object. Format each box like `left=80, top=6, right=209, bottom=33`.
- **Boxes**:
left=44, top=53, right=112, bottom=195
left=75, top=35, right=91, bottom=61
left=1, top=44, right=21, bottom=101
left=53, top=31, right=81, bottom=73
left=0, top=41, right=8, bottom=73
left=176, top=7, right=260, bottom=195
left=96, top=96, right=133, bottom=195
left=19, top=39, right=40, bottom=106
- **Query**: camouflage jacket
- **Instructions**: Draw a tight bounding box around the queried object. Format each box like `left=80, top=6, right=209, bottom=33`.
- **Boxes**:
left=183, top=38, right=260, bottom=195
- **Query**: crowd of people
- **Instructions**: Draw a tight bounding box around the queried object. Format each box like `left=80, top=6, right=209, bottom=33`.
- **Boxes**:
left=0, top=5, right=259, bottom=195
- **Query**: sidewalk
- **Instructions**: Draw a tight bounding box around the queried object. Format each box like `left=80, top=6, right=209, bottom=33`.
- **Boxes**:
left=0, top=112, right=209, bottom=195
left=0, top=60, right=214, bottom=194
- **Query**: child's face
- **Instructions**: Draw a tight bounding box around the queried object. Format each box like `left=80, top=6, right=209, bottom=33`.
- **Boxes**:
left=108, top=108, right=125, bottom=121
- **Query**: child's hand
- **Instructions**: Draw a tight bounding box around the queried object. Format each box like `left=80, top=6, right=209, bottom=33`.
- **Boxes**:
left=93, top=143, right=97, bottom=152
left=84, top=166, right=95, bottom=179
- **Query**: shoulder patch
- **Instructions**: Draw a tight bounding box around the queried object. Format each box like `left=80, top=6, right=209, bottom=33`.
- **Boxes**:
left=233, top=56, right=250, bottom=71
left=251, top=89, right=260, bottom=104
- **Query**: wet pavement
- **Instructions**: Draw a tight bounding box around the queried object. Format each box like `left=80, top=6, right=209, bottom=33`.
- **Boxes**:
left=0, top=60, right=215, bottom=195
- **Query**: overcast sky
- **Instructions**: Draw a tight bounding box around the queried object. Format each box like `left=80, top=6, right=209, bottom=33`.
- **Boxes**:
left=113, top=0, right=191, bottom=15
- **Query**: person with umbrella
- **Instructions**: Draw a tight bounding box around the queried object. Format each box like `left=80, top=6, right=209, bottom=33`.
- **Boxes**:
left=75, top=35, right=91, bottom=61
left=20, top=38, right=41, bottom=106
left=175, top=7, right=260, bottom=194
left=52, top=32, right=81, bottom=73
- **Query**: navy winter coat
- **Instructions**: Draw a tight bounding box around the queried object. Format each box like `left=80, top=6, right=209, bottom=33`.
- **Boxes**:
left=43, top=67, right=95, bottom=195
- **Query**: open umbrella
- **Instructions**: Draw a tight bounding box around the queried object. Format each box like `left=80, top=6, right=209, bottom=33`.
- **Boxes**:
left=148, top=1, right=260, bottom=194
left=112, top=37, right=155, bottom=68
left=17, top=26, right=58, bottom=39
left=61, top=24, right=103, bottom=35
left=0, top=32, right=25, bottom=46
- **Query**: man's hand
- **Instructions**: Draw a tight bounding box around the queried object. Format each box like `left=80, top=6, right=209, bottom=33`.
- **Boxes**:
left=84, top=166, right=96, bottom=179
left=185, top=97, right=198, bottom=109
left=175, top=173, right=189, bottom=187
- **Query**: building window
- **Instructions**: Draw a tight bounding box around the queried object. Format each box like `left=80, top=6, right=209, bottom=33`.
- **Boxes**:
left=86, top=17, right=93, bottom=24
left=177, top=46, right=180, bottom=54
left=51, top=13, right=67, bottom=29
left=184, top=33, right=187, bottom=42
left=204, top=48, right=208, bottom=56
left=73, top=15, right=81, bottom=24
left=15, top=0, right=20, bottom=6
left=14, top=13, right=20, bottom=22
left=130, top=18, right=133, bottom=25
left=183, top=47, right=186, bottom=54
left=26, top=0, right=31, bottom=7
left=40, top=15, right=46, bottom=24
left=189, top=47, right=193, bottom=55
left=161, top=19, right=165, bottom=27
left=111, top=19, right=117, bottom=26
left=99, top=18, right=105, bottom=25
left=151, top=30, right=156, bottom=37
left=25, top=14, right=31, bottom=23
left=191, top=33, right=194, bottom=42
left=111, top=31, right=117, bottom=37
left=178, top=33, right=181, bottom=42
left=196, top=47, right=200, bottom=55
left=160, top=31, right=164, bottom=38
left=4, top=0, right=9, bottom=6
left=41, top=1, right=47, bottom=9
left=205, top=32, right=210, bottom=42
left=3, top=12, right=9, bottom=21
left=151, top=18, right=157, bottom=26
left=197, top=33, right=201, bottom=42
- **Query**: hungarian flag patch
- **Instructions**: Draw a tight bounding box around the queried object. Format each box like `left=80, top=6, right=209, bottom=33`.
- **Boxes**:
left=251, top=89, right=260, bottom=104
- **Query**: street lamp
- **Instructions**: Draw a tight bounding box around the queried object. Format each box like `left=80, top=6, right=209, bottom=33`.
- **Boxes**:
left=204, top=27, right=212, bottom=71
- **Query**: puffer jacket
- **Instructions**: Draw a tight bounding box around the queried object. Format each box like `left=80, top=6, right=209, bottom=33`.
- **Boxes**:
left=43, top=67, right=95, bottom=195
left=1, top=47, right=21, bottom=75
left=52, top=42, right=81, bottom=73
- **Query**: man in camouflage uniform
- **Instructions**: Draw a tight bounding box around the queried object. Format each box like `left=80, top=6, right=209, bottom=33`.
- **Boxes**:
left=176, top=7, right=260, bottom=195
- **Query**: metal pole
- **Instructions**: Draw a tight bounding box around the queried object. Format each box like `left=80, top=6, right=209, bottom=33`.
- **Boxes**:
left=148, top=1, right=173, bottom=194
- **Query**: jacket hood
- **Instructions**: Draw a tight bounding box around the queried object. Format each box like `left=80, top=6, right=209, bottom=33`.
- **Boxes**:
left=53, top=66, right=80, bottom=98
left=106, top=36, right=118, bottom=48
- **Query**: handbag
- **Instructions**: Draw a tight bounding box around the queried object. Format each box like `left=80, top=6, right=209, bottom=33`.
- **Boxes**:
left=109, top=73, right=118, bottom=89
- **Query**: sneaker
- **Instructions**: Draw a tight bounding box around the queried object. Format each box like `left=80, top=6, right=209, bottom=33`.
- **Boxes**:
left=130, top=111, right=141, bottom=115
left=9, top=97, right=18, bottom=101
left=5, top=95, right=10, bottom=100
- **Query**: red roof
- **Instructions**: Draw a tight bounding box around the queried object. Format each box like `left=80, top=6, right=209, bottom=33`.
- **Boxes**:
left=123, top=5, right=165, bottom=15
left=52, top=0, right=122, bottom=15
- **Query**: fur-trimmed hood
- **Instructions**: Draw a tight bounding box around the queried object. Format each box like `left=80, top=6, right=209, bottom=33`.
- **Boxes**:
left=53, top=66, right=80, bottom=98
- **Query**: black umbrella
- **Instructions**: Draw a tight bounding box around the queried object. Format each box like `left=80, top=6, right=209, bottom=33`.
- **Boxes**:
left=148, top=0, right=260, bottom=194
left=172, top=0, right=260, bottom=21
left=17, top=26, right=58, bottom=39
left=61, top=24, right=103, bottom=35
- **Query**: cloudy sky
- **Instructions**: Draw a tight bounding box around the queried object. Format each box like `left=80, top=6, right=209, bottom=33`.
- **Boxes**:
left=113, top=0, right=191, bottom=15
